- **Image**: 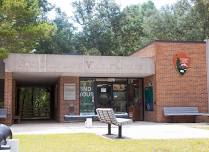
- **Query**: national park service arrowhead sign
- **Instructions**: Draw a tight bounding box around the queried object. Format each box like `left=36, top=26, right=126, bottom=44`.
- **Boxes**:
left=173, top=52, right=190, bottom=75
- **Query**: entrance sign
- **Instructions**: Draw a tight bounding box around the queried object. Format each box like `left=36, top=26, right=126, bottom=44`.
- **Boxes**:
left=64, top=83, right=76, bottom=100
left=173, top=52, right=191, bottom=75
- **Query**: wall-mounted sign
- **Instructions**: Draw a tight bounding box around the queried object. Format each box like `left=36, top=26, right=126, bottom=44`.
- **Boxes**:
left=173, top=52, right=191, bottom=75
left=101, top=88, right=106, bottom=93
left=113, top=84, right=126, bottom=91
left=64, top=83, right=76, bottom=100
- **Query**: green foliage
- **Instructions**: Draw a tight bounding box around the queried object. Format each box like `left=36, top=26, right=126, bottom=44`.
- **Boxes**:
left=36, top=8, right=76, bottom=54
left=0, top=0, right=55, bottom=58
left=19, top=87, right=50, bottom=118
left=0, top=48, right=8, bottom=59
left=2, top=0, right=209, bottom=56
left=119, top=1, right=157, bottom=55
left=72, top=0, right=121, bottom=55
left=192, top=0, right=209, bottom=39
left=143, top=0, right=209, bottom=42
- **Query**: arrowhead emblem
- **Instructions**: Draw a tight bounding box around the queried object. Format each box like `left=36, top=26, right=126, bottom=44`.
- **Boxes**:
left=173, top=52, right=190, bottom=75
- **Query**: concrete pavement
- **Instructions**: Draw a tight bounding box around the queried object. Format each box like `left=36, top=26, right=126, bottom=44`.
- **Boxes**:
left=10, top=121, right=209, bottom=139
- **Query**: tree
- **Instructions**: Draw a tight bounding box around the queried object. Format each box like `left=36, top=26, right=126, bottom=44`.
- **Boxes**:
left=72, top=0, right=121, bottom=55
left=36, top=8, right=76, bottom=54
left=0, top=0, right=54, bottom=59
left=142, top=0, right=209, bottom=42
left=191, top=0, right=209, bottom=39
left=119, top=1, right=157, bottom=55
left=38, top=0, right=54, bottom=21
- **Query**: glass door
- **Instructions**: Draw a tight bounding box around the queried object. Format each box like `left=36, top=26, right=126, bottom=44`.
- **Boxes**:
left=96, top=83, right=112, bottom=109
left=112, top=83, right=127, bottom=113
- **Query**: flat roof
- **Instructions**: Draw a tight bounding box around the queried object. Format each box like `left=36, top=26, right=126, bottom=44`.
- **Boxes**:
left=4, top=53, right=155, bottom=84
left=131, top=40, right=206, bottom=56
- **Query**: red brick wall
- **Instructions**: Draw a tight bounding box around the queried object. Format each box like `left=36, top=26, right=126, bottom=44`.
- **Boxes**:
left=134, top=41, right=208, bottom=122
left=131, top=43, right=156, bottom=57
left=155, top=42, right=207, bottom=122
left=3, top=72, right=13, bottom=125
left=58, top=76, right=80, bottom=122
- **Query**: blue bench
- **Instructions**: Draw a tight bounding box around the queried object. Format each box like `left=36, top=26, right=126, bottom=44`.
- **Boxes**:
left=163, top=107, right=202, bottom=122
left=0, top=108, right=7, bottom=119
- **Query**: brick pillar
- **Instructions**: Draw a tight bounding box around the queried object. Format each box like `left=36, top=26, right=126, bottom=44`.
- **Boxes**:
left=4, top=72, right=13, bottom=125
left=58, top=76, right=80, bottom=122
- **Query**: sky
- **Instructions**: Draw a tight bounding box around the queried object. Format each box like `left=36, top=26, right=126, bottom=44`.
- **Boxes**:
left=47, top=0, right=177, bottom=19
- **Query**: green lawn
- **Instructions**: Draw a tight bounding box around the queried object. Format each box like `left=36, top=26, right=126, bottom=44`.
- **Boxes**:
left=15, top=133, right=209, bottom=152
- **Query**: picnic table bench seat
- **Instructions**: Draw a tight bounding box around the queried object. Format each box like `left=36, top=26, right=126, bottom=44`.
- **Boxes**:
left=96, top=108, right=132, bottom=138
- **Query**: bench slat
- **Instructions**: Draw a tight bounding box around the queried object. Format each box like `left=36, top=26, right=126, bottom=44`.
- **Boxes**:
left=164, top=107, right=200, bottom=116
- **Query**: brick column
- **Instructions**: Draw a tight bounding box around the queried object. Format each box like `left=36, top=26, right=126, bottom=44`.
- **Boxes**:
left=4, top=72, right=13, bottom=125
left=58, top=76, right=80, bottom=122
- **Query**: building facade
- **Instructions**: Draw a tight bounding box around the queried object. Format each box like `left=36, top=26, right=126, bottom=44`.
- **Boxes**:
left=0, top=40, right=208, bottom=125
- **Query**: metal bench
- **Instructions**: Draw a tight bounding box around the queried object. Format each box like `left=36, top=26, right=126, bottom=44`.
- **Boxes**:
left=96, top=108, right=132, bottom=138
left=0, top=109, right=7, bottom=119
left=163, top=107, right=202, bottom=122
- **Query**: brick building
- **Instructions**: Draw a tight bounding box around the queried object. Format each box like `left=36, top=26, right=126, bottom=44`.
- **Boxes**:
left=0, top=40, right=208, bottom=125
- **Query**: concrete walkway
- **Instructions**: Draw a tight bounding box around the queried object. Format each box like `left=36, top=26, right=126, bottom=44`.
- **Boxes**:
left=10, top=121, right=209, bottom=139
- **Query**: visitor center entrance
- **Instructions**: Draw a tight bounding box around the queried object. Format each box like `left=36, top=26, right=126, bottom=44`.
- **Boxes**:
left=80, top=78, right=144, bottom=120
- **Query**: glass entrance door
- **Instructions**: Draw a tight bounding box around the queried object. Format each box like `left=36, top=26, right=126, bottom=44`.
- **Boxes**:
left=95, top=79, right=128, bottom=113
left=96, top=83, right=112, bottom=109
left=112, top=83, right=127, bottom=112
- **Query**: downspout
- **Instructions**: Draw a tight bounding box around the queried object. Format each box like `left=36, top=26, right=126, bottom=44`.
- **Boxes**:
left=206, top=39, right=209, bottom=112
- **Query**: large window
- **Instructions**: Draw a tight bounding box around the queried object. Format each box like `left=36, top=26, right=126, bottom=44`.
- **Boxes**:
left=112, top=83, right=127, bottom=113
left=80, top=78, right=95, bottom=114
left=0, top=79, right=4, bottom=108
left=79, top=78, right=143, bottom=115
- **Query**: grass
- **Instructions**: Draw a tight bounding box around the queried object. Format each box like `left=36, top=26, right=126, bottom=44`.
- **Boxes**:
left=15, top=133, right=209, bottom=152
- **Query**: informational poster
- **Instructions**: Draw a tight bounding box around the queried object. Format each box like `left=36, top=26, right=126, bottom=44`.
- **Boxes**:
left=145, top=86, right=153, bottom=111
left=80, top=79, right=95, bottom=114
left=64, top=83, right=76, bottom=100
